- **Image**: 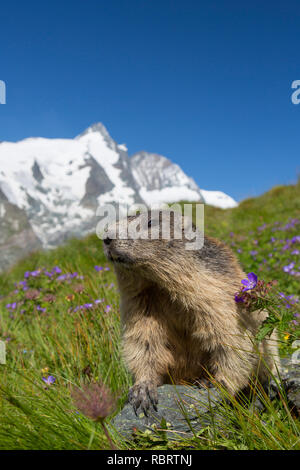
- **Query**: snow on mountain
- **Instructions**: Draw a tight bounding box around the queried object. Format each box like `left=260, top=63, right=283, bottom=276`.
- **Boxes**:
left=0, top=123, right=142, bottom=248
left=0, top=122, right=238, bottom=263
left=131, top=151, right=203, bottom=205
left=200, top=189, right=238, bottom=209
left=130, top=151, right=238, bottom=209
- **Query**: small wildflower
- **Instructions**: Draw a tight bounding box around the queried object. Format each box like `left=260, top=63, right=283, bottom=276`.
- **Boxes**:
left=41, top=367, right=49, bottom=374
left=283, top=262, right=295, bottom=273
left=74, top=284, right=85, bottom=294
left=66, top=294, right=75, bottom=302
left=234, top=293, right=245, bottom=303
left=43, top=294, right=56, bottom=303
left=241, top=272, right=258, bottom=291
left=82, top=303, right=93, bottom=309
left=42, top=375, right=56, bottom=386
left=94, top=266, right=103, bottom=272
left=71, top=382, right=116, bottom=422
left=25, top=289, right=40, bottom=300
left=37, top=305, right=46, bottom=313
left=284, top=334, right=290, bottom=341
left=52, top=266, right=62, bottom=274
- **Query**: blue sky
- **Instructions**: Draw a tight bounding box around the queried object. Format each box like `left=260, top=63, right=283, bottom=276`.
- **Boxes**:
left=0, top=0, right=299, bottom=201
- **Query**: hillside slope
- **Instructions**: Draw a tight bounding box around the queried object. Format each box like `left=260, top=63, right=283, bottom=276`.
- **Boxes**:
left=0, top=180, right=299, bottom=450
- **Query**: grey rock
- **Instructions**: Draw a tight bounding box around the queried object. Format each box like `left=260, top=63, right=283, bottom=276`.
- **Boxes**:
left=278, top=356, right=300, bottom=414
left=113, top=356, right=300, bottom=441
left=0, top=197, right=42, bottom=272
left=32, top=160, right=44, bottom=183
left=112, top=384, right=223, bottom=440
left=80, top=153, right=114, bottom=209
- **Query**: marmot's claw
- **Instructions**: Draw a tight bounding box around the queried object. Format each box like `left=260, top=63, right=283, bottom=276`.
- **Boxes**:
left=128, top=382, right=158, bottom=416
left=147, top=386, right=158, bottom=411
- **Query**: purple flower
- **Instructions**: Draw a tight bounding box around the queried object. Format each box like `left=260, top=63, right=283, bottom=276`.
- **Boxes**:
left=82, top=303, right=93, bottom=309
left=42, top=375, right=56, bottom=386
left=241, top=272, right=258, bottom=291
left=94, top=266, right=103, bottom=272
left=52, top=266, right=62, bottom=274
left=250, top=250, right=258, bottom=256
left=291, top=250, right=299, bottom=255
left=44, top=271, right=53, bottom=278
left=105, top=305, right=112, bottom=312
left=6, top=302, right=17, bottom=310
left=18, top=280, right=27, bottom=289
left=30, top=270, right=40, bottom=277
left=283, top=262, right=295, bottom=273
left=291, top=236, right=300, bottom=244
left=37, top=306, right=46, bottom=313
left=235, top=294, right=244, bottom=303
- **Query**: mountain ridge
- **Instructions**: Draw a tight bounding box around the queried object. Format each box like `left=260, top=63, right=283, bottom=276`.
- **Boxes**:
left=0, top=122, right=238, bottom=270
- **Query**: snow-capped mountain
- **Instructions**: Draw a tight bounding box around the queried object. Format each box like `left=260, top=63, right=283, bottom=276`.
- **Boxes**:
left=130, top=151, right=238, bottom=209
left=0, top=122, right=237, bottom=270
left=0, top=123, right=142, bottom=249
left=131, top=151, right=203, bottom=205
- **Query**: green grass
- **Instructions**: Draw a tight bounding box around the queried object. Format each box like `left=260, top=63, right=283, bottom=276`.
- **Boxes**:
left=0, top=180, right=299, bottom=450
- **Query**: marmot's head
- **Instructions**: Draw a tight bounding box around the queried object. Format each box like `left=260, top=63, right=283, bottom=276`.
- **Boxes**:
left=102, top=209, right=203, bottom=279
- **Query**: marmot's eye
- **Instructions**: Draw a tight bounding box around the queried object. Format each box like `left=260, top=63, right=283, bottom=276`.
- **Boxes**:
left=148, top=220, right=152, bottom=228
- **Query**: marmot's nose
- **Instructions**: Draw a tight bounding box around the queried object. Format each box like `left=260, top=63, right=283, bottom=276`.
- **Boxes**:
left=104, top=236, right=112, bottom=246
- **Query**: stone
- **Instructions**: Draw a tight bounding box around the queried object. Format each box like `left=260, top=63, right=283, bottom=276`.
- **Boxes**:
left=277, top=356, right=300, bottom=415
left=112, top=384, right=223, bottom=440
left=112, top=356, right=300, bottom=441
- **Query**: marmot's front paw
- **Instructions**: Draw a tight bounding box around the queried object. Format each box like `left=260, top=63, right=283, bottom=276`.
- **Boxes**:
left=128, top=381, right=158, bottom=416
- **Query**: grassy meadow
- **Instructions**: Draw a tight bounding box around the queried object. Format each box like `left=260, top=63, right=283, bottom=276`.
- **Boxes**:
left=0, top=180, right=300, bottom=450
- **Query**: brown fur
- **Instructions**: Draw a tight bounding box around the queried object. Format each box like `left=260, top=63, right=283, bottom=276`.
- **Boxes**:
left=103, top=210, right=279, bottom=413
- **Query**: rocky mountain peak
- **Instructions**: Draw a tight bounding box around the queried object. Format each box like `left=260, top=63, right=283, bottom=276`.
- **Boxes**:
left=0, top=122, right=238, bottom=270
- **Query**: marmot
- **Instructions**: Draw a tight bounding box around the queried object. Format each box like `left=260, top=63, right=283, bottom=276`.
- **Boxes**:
left=103, top=209, right=278, bottom=414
